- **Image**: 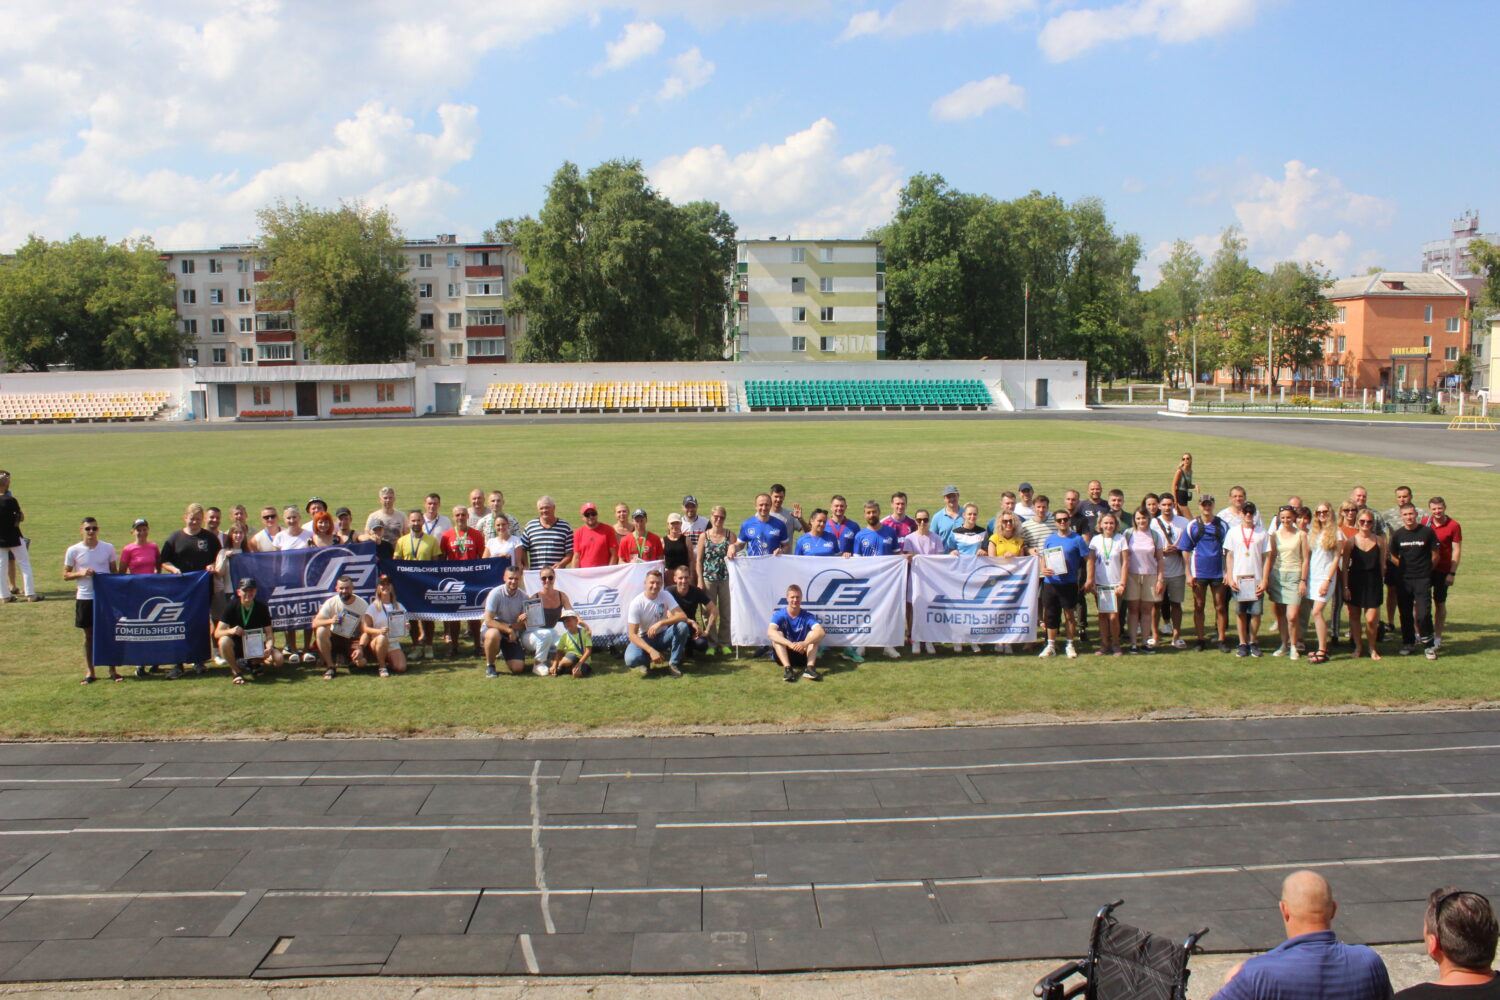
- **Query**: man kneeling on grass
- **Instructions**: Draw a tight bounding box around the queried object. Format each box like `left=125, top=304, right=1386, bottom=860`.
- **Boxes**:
left=215, top=578, right=284, bottom=684
left=769, top=584, right=826, bottom=683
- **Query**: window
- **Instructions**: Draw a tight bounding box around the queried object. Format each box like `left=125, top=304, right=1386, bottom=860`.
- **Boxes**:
left=737, top=244, right=747, bottom=262
left=255, top=312, right=294, bottom=332
left=875, top=246, right=884, bottom=263
left=446, top=252, right=460, bottom=268
left=237, top=287, right=251, bottom=303
left=467, top=308, right=506, bottom=326
left=1423, top=335, right=1432, bottom=348
left=236, top=259, right=252, bottom=273
left=377, top=383, right=397, bottom=402
left=1446, top=317, right=1460, bottom=333
left=209, top=289, right=223, bottom=303
left=418, top=253, right=432, bottom=268
left=820, top=336, right=835, bottom=352
left=820, top=247, right=834, bottom=262
left=257, top=343, right=293, bottom=361
left=182, top=289, right=196, bottom=304
left=1445, top=346, right=1459, bottom=361
left=819, top=277, right=833, bottom=293
left=1336, top=335, right=1346, bottom=353
left=302, top=344, right=314, bottom=361
left=210, top=347, right=226, bottom=364
left=252, top=386, right=271, bottom=405
left=239, top=347, right=253, bottom=364
left=448, top=312, right=463, bottom=329
left=790, top=276, right=805, bottom=293
left=1424, top=306, right=1433, bottom=323
left=420, top=342, right=436, bottom=358
left=469, top=250, right=500, bottom=266
left=238, top=317, right=253, bottom=332
left=790, top=247, right=805, bottom=263
left=820, top=306, right=834, bottom=322
left=184, top=348, right=198, bottom=365
left=182, top=319, right=198, bottom=334
left=876, top=304, right=885, bottom=325
left=210, top=318, right=225, bottom=333
left=466, top=338, right=506, bottom=356
left=332, top=384, right=351, bottom=403
left=876, top=272, right=885, bottom=292
left=467, top=280, right=503, bottom=295
left=180, top=260, right=195, bottom=274
left=418, top=282, right=432, bottom=298
left=208, top=259, right=222, bottom=274
left=791, top=336, right=806, bottom=352
left=419, top=313, right=435, bottom=329
left=1336, top=306, right=1346, bottom=323
left=447, top=282, right=461, bottom=297
left=792, top=307, right=806, bottom=323
left=737, top=304, right=748, bottom=323
left=448, top=342, right=465, bottom=359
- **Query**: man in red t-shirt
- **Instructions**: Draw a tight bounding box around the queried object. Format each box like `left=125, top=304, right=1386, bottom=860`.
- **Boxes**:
left=573, top=503, right=618, bottom=568
left=440, top=505, right=487, bottom=657
left=1422, top=496, right=1462, bottom=651
left=618, top=509, right=664, bottom=563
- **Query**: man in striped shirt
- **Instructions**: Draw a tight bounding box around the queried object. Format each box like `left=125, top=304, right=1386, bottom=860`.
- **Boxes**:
left=522, top=496, right=574, bottom=569
left=1020, top=495, right=1054, bottom=553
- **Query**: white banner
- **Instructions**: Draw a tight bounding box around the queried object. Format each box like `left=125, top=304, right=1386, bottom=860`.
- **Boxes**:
left=521, top=560, right=661, bottom=640
left=728, top=555, right=907, bottom=647
left=909, top=554, right=1039, bottom=644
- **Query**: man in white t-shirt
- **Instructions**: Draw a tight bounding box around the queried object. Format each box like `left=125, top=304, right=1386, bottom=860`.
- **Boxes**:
left=63, top=517, right=119, bottom=684
left=311, top=575, right=369, bottom=679
left=679, top=495, right=711, bottom=548
left=1218, top=485, right=1265, bottom=534
left=625, top=568, right=691, bottom=677
left=1152, top=492, right=1193, bottom=649
left=1222, top=501, right=1271, bottom=658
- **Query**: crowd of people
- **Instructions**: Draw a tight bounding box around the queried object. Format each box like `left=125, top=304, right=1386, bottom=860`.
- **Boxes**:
left=0, top=456, right=1464, bottom=684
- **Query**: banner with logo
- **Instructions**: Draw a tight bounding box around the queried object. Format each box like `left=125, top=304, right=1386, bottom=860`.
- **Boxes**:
left=91, top=571, right=212, bottom=666
left=728, top=555, right=907, bottom=647
left=909, top=554, right=1039, bottom=644
left=522, top=560, right=661, bottom=640
left=379, top=557, right=507, bottom=622
left=229, top=543, right=379, bottom=630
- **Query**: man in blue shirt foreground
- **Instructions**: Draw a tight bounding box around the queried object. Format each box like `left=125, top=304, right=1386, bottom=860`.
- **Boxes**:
left=1212, top=870, right=1392, bottom=1000
left=769, top=584, right=825, bottom=683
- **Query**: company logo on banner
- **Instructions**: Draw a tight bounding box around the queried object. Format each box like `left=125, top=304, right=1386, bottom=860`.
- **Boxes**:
left=729, top=555, right=906, bottom=647
left=380, top=557, right=503, bottom=622
left=230, top=544, right=379, bottom=630
left=910, top=554, right=1038, bottom=644
left=91, top=571, right=212, bottom=666
left=522, top=561, right=659, bottom=639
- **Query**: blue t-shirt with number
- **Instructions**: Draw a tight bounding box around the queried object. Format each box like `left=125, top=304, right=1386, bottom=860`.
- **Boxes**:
left=853, top=524, right=899, bottom=556
left=738, top=516, right=788, bottom=556
left=770, top=607, right=820, bottom=643
left=795, top=533, right=843, bottom=557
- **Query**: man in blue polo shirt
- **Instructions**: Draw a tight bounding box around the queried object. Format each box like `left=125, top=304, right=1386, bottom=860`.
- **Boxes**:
left=738, top=493, right=789, bottom=556
left=1038, top=510, right=1089, bottom=659
left=852, top=500, right=902, bottom=661
left=1184, top=494, right=1232, bottom=654
left=1213, top=870, right=1391, bottom=1000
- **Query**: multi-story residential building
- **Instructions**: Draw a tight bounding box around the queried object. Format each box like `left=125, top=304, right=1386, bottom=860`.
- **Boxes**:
left=1320, top=271, right=1470, bottom=391
left=1421, top=211, right=1497, bottom=300
left=730, top=239, right=885, bottom=361
left=160, top=236, right=524, bottom=368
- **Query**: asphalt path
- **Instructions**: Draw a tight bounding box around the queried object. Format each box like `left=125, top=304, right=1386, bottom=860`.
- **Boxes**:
left=1, top=710, right=1496, bottom=981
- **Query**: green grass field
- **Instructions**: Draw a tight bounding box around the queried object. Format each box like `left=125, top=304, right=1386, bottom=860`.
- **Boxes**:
left=1, top=417, right=1494, bottom=739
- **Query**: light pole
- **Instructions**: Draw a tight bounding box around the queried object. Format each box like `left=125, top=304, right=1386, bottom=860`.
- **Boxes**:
left=1021, top=281, right=1029, bottom=411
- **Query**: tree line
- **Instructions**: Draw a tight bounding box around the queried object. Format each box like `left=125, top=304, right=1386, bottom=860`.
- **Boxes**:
left=2, top=162, right=1490, bottom=377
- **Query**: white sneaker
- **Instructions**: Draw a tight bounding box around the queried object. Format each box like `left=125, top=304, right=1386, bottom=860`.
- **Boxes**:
left=883, top=647, right=902, bottom=659
left=1038, top=643, right=1056, bottom=658
left=1289, top=646, right=1300, bottom=661
left=924, top=642, right=938, bottom=654
left=910, top=642, right=922, bottom=655
left=967, top=643, right=982, bottom=653
left=212, top=654, right=227, bottom=666
left=1065, top=642, right=1078, bottom=659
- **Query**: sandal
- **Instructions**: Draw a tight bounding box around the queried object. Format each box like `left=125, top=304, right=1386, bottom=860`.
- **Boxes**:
left=110, top=674, right=125, bottom=683
left=322, top=668, right=336, bottom=680
left=80, top=676, right=95, bottom=685
left=378, top=667, right=390, bottom=678
left=232, top=675, right=246, bottom=684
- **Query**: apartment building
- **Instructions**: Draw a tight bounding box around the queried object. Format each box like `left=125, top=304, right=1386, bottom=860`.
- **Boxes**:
left=731, top=239, right=885, bottom=361
left=160, top=236, right=524, bottom=368
left=1421, top=211, right=1496, bottom=300
left=1321, top=271, right=1470, bottom=391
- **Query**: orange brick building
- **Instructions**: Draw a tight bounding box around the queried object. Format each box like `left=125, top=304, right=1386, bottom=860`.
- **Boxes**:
left=1321, top=271, right=1470, bottom=391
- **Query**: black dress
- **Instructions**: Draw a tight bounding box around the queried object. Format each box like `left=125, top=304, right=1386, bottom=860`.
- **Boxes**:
left=663, top=535, right=692, bottom=579
left=1347, top=539, right=1383, bottom=609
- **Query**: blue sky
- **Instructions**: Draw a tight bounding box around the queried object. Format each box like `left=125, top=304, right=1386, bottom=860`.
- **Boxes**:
left=1, top=0, right=1494, bottom=285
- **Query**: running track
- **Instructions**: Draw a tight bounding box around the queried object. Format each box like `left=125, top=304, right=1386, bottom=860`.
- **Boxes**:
left=0, top=710, right=1496, bottom=980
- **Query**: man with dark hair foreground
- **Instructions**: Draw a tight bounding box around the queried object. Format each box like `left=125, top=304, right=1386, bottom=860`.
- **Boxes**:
left=1396, top=889, right=1499, bottom=1000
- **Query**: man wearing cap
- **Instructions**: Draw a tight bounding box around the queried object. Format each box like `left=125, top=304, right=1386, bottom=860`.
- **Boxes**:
left=0, top=471, right=37, bottom=602
left=680, top=496, right=710, bottom=548
left=1223, top=501, right=1271, bottom=657
left=549, top=609, right=593, bottom=678
left=332, top=507, right=358, bottom=544
left=215, top=578, right=282, bottom=682
left=573, top=502, right=618, bottom=568
left=120, top=518, right=162, bottom=677
left=930, top=486, right=964, bottom=550
left=364, top=487, right=405, bottom=541
left=1185, top=494, right=1232, bottom=653
left=1015, top=483, right=1037, bottom=520
left=618, top=509, right=664, bottom=563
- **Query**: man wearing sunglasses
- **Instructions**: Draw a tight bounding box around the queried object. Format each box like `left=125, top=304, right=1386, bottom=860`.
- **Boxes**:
left=63, top=517, right=119, bottom=684
left=1037, top=511, right=1087, bottom=659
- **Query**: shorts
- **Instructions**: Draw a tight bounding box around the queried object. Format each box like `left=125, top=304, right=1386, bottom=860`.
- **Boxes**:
left=780, top=648, right=811, bottom=669
left=1160, top=575, right=1186, bottom=604
left=485, top=627, right=524, bottom=662
left=328, top=634, right=360, bottom=659
left=1431, top=571, right=1450, bottom=604
left=1235, top=596, right=1264, bottom=617
left=75, top=599, right=93, bottom=629
left=1192, top=576, right=1224, bottom=590
left=1040, top=583, right=1078, bottom=630
left=1124, top=573, right=1157, bottom=603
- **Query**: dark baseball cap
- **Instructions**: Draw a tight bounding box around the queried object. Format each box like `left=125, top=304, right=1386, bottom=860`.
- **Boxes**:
left=236, top=577, right=258, bottom=591
left=1018, top=482, right=1033, bottom=492
left=682, top=495, right=698, bottom=506
left=305, top=497, right=326, bottom=511
left=1241, top=501, right=1257, bottom=516
left=132, top=518, right=149, bottom=529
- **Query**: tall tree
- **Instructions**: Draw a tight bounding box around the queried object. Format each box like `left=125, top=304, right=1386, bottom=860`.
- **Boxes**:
left=497, top=160, right=735, bottom=362
left=256, top=200, right=418, bottom=364
left=1467, top=237, right=1500, bottom=310
left=1202, top=228, right=1264, bottom=388
left=1257, top=260, right=1332, bottom=388
left=0, top=235, right=183, bottom=372
left=1144, top=240, right=1207, bottom=387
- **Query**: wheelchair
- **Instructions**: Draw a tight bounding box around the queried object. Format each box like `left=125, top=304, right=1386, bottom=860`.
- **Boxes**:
left=1035, top=900, right=1209, bottom=1000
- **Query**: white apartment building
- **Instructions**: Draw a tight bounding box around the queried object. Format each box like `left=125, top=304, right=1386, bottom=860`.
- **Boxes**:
left=731, top=239, right=886, bottom=361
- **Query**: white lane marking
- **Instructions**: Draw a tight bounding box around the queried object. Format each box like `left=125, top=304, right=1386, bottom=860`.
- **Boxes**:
left=582, top=741, right=1500, bottom=780
left=529, top=760, right=556, bottom=935
left=0, top=821, right=632, bottom=837
left=265, top=889, right=480, bottom=898
left=518, top=932, right=540, bottom=974
left=151, top=772, right=562, bottom=783
left=0, top=779, right=122, bottom=784
left=0, top=890, right=244, bottom=901
left=659, top=790, right=1500, bottom=829
left=934, top=852, right=1500, bottom=888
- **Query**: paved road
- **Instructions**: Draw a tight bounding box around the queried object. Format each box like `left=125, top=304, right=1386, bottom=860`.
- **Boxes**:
left=1, top=710, right=1495, bottom=981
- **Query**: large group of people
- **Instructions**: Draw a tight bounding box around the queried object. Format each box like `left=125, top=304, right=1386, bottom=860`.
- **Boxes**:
left=0, top=455, right=1464, bottom=684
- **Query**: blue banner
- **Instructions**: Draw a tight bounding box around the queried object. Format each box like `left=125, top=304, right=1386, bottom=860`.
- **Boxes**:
left=91, top=571, right=213, bottom=666
left=229, top=543, right=379, bottom=630
left=379, top=557, right=507, bottom=621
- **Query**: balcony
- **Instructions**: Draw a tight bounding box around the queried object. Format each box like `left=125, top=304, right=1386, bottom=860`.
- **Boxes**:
left=255, top=331, right=296, bottom=343
left=466, top=325, right=507, bottom=337
left=737, top=290, right=749, bottom=303
left=253, top=270, right=269, bottom=282
left=465, top=265, right=503, bottom=278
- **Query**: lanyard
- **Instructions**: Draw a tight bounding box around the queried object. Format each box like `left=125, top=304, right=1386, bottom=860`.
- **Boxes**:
left=1099, top=535, right=1116, bottom=564
left=635, top=534, right=651, bottom=560
left=239, top=603, right=254, bottom=628
left=1241, top=526, right=1255, bottom=554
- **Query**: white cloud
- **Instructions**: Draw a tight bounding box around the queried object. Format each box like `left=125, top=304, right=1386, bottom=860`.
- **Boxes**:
left=930, top=75, right=1025, bottom=121
left=1038, top=0, right=1259, bottom=62
left=840, top=0, right=1035, bottom=39
left=651, top=118, right=903, bottom=238
left=1121, top=177, right=1145, bottom=193
left=1052, top=133, right=1084, bottom=148
left=658, top=47, right=715, bottom=100
left=596, top=20, right=665, bottom=73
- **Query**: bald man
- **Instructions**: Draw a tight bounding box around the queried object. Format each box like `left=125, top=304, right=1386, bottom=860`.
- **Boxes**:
left=1212, top=871, right=1392, bottom=1000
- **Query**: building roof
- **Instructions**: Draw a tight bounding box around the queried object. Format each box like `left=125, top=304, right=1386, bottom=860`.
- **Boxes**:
left=1325, top=271, right=1469, bottom=300
left=740, top=238, right=880, bottom=245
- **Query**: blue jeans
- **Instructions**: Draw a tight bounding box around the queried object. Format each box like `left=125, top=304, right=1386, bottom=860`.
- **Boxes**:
left=624, top=622, right=691, bottom=668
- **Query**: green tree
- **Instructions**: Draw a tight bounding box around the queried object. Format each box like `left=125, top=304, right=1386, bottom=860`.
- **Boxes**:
left=1144, top=240, right=1205, bottom=387
left=1468, top=237, right=1500, bottom=310
left=256, top=200, right=418, bottom=364
left=0, top=235, right=183, bottom=372
left=497, top=160, right=735, bottom=362
left=1257, top=260, right=1332, bottom=388
left=1202, top=228, right=1264, bottom=388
